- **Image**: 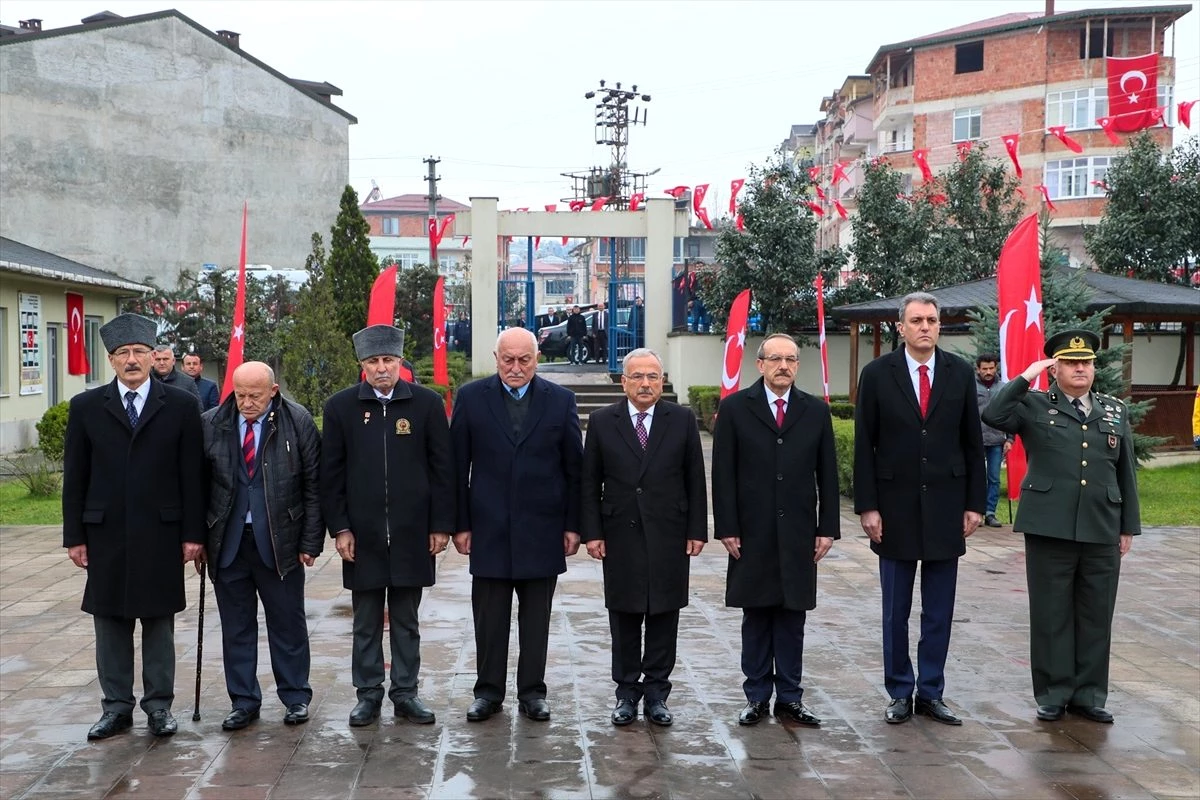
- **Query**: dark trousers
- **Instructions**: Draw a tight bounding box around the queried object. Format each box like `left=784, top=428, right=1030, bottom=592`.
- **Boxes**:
left=472, top=575, right=556, bottom=703
left=741, top=607, right=807, bottom=704
left=594, top=330, right=608, bottom=363
left=93, top=614, right=175, bottom=716
left=567, top=336, right=584, bottom=364
left=213, top=526, right=312, bottom=711
left=351, top=585, right=423, bottom=704
left=609, top=609, right=679, bottom=704
left=879, top=556, right=958, bottom=701
left=1025, top=534, right=1121, bottom=708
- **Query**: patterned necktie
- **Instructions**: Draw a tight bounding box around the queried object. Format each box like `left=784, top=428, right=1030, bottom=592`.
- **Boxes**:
left=243, top=421, right=257, bottom=478
left=124, top=391, right=139, bottom=429
left=1072, top=398, right=1086, bottom=422
left=511, top=387, right=521, bottom=401
left=918, top=364, right=931, bottom=418
left=774, top=398, right=786, bottom=428
left=635, top=411, right=649, bottom=450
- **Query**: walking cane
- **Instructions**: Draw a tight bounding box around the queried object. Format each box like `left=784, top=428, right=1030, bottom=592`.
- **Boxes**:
left=193, top=561, right=207, bottom=721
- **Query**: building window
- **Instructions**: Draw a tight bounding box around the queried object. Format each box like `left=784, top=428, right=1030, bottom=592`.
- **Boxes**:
left=952, top=107, right=982, bottom=141
left=84, top=315, right=102, bottom=384
left=381, top=217, right=399, bottom=235
left=545, top=279, right=574, bottom=296
left=0, top=307, right=7, bottom=395
left=1044, top=157, right=1110, bottom=199
left=1158, top=85, right=1175, bottom=125
left=880, top=125, right=913, bottom=153
left=1079, top=28, right=1115, bottom=59
left=1046, top=85, right=1175, bottom=130
left=598, top=238, right=647, bottom=263
left=398, top=253, right=419, bottom=269
left=955, top=41, right=984, bottom=74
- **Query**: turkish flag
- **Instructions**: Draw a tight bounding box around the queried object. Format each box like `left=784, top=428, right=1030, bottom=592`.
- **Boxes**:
left=813, top=275, right=829, bottom=403
left=808, top=166, right=822, bottom=181
left=1179, top=100, right=1196, bottom=128
left=1107, top=53, right=1159, bottom=132
left=221, top=203, right=249, bottom=402
left=590, top=196, right=609, bottom=211
left=630, top=192, right=645, bottom=211
left=913, top=149, right=933, bottom=183
left=663, top=186, right=688, bottom=198
left=432, top=276, right=451, bottom=417
left=1002, top=134, right=1022, bottom=178
left=814, top=185, right=827, bottom=201
left=729, top=179, right=745, bottom=213
left=1034, top=184, right=1057, bottom=211
left=831, top=162, right=849, bottom=185
left=434, top=214, right=455, bottom=245
left=695, top=207, right=713, bottom=229
left=719, top=289, right=751, bottom=401
left=569, top=199, right=586, bottom=211
left=66, top=292, right=89, bottom=376
left=692, top=184, right=709, bottom=216
left=734, top=212, right=745, bottom=231
left=956, top=141, right=973, bottom=161
left=1096, top=116, right=1122, bottom=145
left=996, top=214, right=1044, bottom=499
left=805, top=201, right=825, bottom=217
left=364, top=264, right=412, bottom=383
left=833, top=200, right=849, bottom=219
left=1047, top=126, right=1084, bottom=153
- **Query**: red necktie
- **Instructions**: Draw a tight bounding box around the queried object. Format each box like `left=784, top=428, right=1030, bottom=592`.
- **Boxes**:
left=243, top=421, right=257, bottom=478
left=774, top=398, right=786, bottom=428
left=918, top=364, right=931, bottom=418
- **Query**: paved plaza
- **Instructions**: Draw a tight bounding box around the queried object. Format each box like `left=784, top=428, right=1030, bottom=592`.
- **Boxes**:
left=1, top=434, right=1198, bottom=799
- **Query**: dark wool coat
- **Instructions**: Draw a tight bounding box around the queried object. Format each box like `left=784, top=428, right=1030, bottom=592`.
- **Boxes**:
left=450, top=374, right=583, bottom=580
left=853, top=347, right=986, bottom=561
left=320, top=380, right=455, bottom=591
left=712, top=379, right=840, bottom=611
left=581, top=399, right=708, bottom=615
left=62, top=378, right=205, bottom=617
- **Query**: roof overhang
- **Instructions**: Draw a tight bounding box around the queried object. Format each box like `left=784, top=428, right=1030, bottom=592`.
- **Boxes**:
left=0, top=261, right=150, bottom=294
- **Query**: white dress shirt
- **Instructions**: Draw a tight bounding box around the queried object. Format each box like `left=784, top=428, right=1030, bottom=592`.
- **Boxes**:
left=765, top=386, right=790, bottom=418
left=903, top=349, right=936, bottom=399
left=116, top=378, right=151, bottom=416
left=627, top=401, right=654, bottom=437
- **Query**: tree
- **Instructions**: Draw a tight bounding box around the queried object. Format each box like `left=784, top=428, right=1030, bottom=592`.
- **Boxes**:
left=967, top=213, right=1164, bottom=462
left=698, top=152, right=846, bottom=336
left=328, top=184, right=379, bottom=342
left=393, top=263, right=441, bottom=361
left=281, top=233, right=357, bottom=414
left=848, top=157, right=937, bottom=302
left=1085, top=133, right=1200, bottom=283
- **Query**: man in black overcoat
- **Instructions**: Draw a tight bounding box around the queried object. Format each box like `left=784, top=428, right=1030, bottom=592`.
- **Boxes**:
left=582, top=348, right=707, bottom=727
left=320, top=324, right=455, bottom=728
left=62, top=313, right=206, bottom=741
left=712, top=333, right=840, bottom=728
left=450, top=327, right=583, bottom=723
left=853, top=292, right=985, bottom=726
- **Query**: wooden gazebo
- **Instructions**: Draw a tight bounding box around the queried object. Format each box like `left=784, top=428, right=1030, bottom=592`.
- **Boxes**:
left=830, top=269, right=1200, bottom=447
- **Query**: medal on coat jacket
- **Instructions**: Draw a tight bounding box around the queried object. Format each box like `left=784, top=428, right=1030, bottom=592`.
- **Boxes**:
left=396, top=418, right=411, bottom=435
left=1108, top=435, right=1117, bottom=449
left=363, top=411, right=370, bottom=424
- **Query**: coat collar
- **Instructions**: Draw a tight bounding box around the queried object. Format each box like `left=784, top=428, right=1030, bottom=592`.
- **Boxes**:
left=888, top=346, right=947, bottom=420
left=485, top=373, right=549, bottom=445
left=744, top=377, right=808, bottom=434
left=355, top=378, right=414, bottom=404
left=103, top=377, right=166, bottom=438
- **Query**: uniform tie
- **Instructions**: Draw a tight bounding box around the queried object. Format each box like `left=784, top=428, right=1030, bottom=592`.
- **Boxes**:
left=243, top=420, right=257, bottom=478
left=774, top=398, right=786, bottom=428
left=918, top=364, right=931, bottom=418
left=1071, top=398, right=1086, bottom=422
left=124, top=391, right=139, bottom=429
left=635, top=411, right=649, bottom=450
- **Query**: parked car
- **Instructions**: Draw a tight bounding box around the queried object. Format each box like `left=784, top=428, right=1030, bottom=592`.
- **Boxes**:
left=538, top=307, right=633, bottom=363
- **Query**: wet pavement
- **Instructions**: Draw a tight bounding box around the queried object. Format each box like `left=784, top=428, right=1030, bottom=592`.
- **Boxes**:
left=2, top=434, right=1198, bottom=799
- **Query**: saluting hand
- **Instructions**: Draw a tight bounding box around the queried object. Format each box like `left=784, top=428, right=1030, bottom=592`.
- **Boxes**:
left=1021, top=358, right=1057, bottom=383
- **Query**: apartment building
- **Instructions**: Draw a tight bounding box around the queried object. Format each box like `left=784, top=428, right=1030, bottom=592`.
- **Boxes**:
left=360, top=193, right=471, bottom=273
left=813, top=76, right=876, bottom=268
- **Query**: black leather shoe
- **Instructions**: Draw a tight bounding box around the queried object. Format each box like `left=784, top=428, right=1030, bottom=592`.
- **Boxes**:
left=147, top=709, right=178, bottom=737
left=466, top=697, right=502, bottom=722
left=87, top=712, right=133, bottom=740
left=518, top=698, right=551, bottom=721
left=222, top=707, right=260, bottom=731
left=611, top=699, right=637, bottom=726
left=645, top=700, right=673, bottom=727
left=885, top=697, right=913, bottom=724
left=985, top=514, right=1003, bottom=527
left=773, top=701, right=821, bottom=727
left=395, top=697, right=435, bottom=724
left=349, top=699, right=381, bottom=727
left=1067, top=705, right=1114, bottom=723
left=738, top=700, right=771, bottom=726
left=915, top=697, right=962, bottom=725
left=1036, top=704, right=1066, bottom=721
left=283, top=704, right=308, bottom=725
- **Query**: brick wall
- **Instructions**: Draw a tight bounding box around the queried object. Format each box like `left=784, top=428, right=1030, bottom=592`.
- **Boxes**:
left=364, top=213, right=456, bottom=238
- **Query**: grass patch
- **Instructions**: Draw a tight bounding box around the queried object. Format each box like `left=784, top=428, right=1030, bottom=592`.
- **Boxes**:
left=0, top=479, right=63, bottom=526
left=997, top=461, right=1199, bottom=528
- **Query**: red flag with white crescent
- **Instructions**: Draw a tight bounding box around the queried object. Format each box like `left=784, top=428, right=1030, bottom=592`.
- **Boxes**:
left=735, top=212, right=745, bottom=231
left=719, top=289, right=751, bottom=401
left=956, top=141, right=973, bottom=161
left=1047, top=126, right=1084, bottom=153
left=461, top=236, right=470, bottom=247
left=692, top=184, right=709, bottom=215
left=1002, top=134, right=1023, bottom=178
left=831, top=162, right=849, bottom=185
left=805, top=201, right=825, bottom=217
left=663, top=186, right=688, bottom=198
left=996, top=214, right=1044, bottom=499
left=434, top=214, right=455, bottom=245
left=1107, top=53, right=1159, bottom=132
left=1034, top=184, right=1057, bottom=212
left=808, top=166, right=822, bottom=181
left=66, top=292, right=89, bottom=375
left=630, top=192, right=645, bottom=211
left=569, top=199, right=586, bottom=211
left=590, top=196, right=610, bottom=211
left=913, top=149, right=933, bottom=183
left=695, top=207, right=713, bottom=230
left=814, top=275, right=830, bottom=403
left=1180, top=100, right=1196, bottom=128
left=221, top=203, right=249, bottom=401
left=729, top=179, right=744, bottom=213
left=814, top=185, right=827, bottom=201
left=833, top=200, right=848, bottom=220
left=433, top=276, right=451, bottom=417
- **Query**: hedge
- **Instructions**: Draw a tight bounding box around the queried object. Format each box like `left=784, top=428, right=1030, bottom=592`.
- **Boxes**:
left=832, top=418, right=855, bottom=499
left=687, top=385, right=722, bottom=432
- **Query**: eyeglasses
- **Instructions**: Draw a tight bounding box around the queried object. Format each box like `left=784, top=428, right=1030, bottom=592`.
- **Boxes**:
left=760, top=355, right=798, bottom=365
left=111, top=347, right=152, bottom=359
left=624, top=373, right=662, bottom=383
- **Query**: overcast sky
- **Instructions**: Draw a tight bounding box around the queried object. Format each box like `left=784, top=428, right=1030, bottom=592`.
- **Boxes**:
left=3, top=0, right=1197, bottom=212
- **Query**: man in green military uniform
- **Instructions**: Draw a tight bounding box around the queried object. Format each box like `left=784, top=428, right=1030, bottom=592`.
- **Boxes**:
left=982, top=329, right=1139, bottom=724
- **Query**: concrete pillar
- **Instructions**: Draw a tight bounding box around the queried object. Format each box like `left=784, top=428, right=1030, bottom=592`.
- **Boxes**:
left=469, top=197, right=498, bottom=374
left=643, top=198, right=675, bottom=366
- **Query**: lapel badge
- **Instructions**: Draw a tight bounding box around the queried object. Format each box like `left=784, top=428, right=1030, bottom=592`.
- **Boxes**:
left=396, top=418, right=412, bottom=435
left=363, top=411, right=371, bottom=424
left=1047, top=409, right=1059, bottom=415
left=1108, top=435, right=1117, bottom=449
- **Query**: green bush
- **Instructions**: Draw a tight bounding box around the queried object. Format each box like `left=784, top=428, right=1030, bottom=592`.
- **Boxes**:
left=36, top=402, right=69, bottom=463
left=829, top=402, right=855, bottom=420
left=687, top=385, right=722, bottom=432
left=832, top=418, right=855, bottom=499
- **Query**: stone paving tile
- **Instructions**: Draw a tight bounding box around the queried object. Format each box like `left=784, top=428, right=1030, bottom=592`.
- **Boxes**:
left=2, top=436, right=1198, bottom=799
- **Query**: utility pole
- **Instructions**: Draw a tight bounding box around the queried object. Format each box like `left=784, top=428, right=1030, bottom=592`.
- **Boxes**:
left=424, top=156, right=441, bottom=269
